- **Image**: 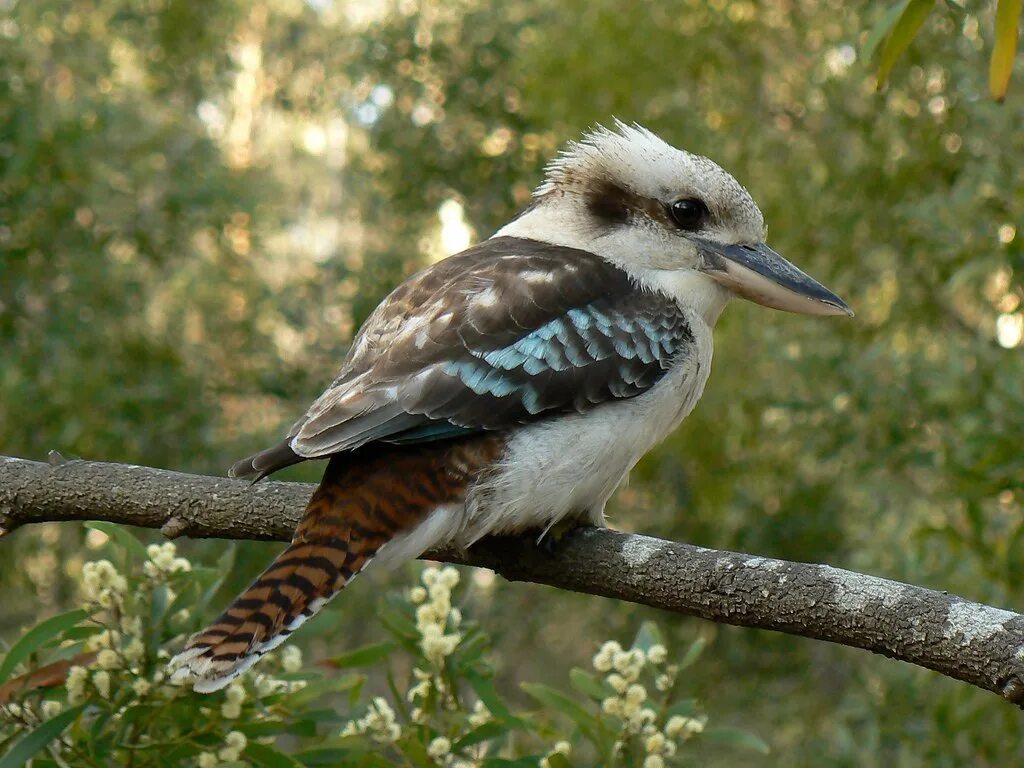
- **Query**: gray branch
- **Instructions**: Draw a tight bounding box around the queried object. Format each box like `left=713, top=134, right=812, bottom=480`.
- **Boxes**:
left=2, top=453, right=1023, bottom=705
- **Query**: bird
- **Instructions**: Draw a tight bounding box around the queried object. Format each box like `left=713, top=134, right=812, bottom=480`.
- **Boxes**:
left=169, top=122, right=852, bottom=692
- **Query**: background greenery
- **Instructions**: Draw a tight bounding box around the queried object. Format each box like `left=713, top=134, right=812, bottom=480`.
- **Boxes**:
left=1, top=0, right=1022, bottom=764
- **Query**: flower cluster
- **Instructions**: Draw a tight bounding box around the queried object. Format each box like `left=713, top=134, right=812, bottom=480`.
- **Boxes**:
left=197, top=730, right=247, bottom=767
left=81, top=559, right=128, bottom=608
left=2, top=529, right=751, bottom=768
left=143, top=542, right=192, bottom=579
left=341, top=696, right=402, bottom=743
left=414, top=566, right=463, bottom=666
left=592, top=640, right=707, bottom=768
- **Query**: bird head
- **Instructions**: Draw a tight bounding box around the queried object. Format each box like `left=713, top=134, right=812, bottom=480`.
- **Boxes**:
left=503, top=122, right=852, bottom=321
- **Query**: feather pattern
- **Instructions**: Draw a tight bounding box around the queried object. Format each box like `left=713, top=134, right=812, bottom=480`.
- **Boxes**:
left=284, top=236, right=693, bottom=459
left=172, top=436, right=503, bottom=692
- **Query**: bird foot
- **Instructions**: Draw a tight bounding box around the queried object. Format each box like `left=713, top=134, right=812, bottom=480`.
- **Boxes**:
left=532, top=518, right=595, bottom=555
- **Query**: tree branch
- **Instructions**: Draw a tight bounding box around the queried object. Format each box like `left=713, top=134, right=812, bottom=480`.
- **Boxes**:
left=2, top=453, right=1023, bottom=706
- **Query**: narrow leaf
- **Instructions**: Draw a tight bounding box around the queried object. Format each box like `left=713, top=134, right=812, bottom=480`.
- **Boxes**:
left=520, top=683, right=596, bottom=737
left=325, top=641, right=395, bottom=669
left=467, top=672, right=514, bottom=721
left=990, top=0, right=1021, bottom=100
left=0, top=610, right=89, bottom=685
left=569, top=668, right=611, bottom=701
left=453, top=720, right=510, bottom=751
left=631, top=621, right=664, bottom=654
left=0, top=704, right=86, bottom=768
left=678, top=637, right=707, bottom=671
left=862, top=1, right=909, bottom=62
left=877, top=0, right=936, bottom=88
left=702, top=726, right=771, bottom=754
left=284, top=673, right=362, bottom=707
left=245, top=742, right=305, bottom=768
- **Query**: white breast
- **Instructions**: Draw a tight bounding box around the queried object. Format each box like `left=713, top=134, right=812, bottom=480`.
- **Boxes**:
left=458, top=310, right=714, bottom=544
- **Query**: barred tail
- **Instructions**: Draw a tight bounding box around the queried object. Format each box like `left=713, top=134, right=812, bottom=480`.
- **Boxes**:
left=169, top=437, right=502, bottom=693
left=169, top=485, right=378, bottom=692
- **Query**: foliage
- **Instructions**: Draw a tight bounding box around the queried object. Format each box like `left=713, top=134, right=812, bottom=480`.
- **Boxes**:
left=1, top=0, right=1023, bottom=765
left=867, top=0, right=1021, bottom=100
left=0, top=529, right=752, bottom=767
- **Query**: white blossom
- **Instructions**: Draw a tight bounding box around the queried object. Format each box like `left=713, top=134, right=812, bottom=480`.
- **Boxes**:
left=96, top=649, right=120, bottom=670
left=92, top=670, right=111, bottom=699
left=592, top=640, right=622, bottom=673
left=225, top=683, right=246, bottom=705
left=427, top=736, right=452, bottom=759
left=144, top=543, right=191, bottom=578
left=468, top=700, right=491, bottom=727
left=646, top=644, right=667, bottom=665
left=281, top=645, right=303, bottom=674
left=218, top=730, right=247, bottom=762
left=665, top=714, right=706, bottom=739
left=645, top=732, right=666, bottom=754
left=341, top=697, right=402, bottom=744
left=66, top=666, right=88, bottom=705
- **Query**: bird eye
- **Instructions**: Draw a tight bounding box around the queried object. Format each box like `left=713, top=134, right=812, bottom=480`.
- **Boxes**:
left=668, top=198, right=709, bottom=231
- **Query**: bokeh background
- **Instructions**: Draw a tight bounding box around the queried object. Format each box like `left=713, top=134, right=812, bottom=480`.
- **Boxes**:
left=2, top=0, right=1023, bottom=764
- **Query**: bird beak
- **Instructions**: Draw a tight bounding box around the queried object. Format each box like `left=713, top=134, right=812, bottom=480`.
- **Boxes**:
left=695, top=239, right=853, bottom=317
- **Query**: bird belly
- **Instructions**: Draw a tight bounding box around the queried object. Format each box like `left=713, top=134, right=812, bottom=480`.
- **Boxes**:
left=460, top=325, right=713, bottom=543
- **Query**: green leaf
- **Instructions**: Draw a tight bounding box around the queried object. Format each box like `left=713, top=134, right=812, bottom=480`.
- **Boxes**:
left=862, top=1, right=910, bottom=62
left=467, top=672, right=515, bottom=721
left=245, top=742, right=305, bottom=768
left=631, top=621, right=664, bottom=655
left=0, top=704, right=86, bottom=768
left=0, top=609, right=89, bottom=685
left=876, top=0, right=935, bottom=88
left=84, top=521, right=148, bottom=559
left=702, top=726, right=771, bottom=755
left=453, top=720, right=510, bottom=751
left=544, top=755, right=572, bottom=768
left=665, top=699, right=700, bottom=718
left=148, top=583, right=172, bottom=644
left=295, top=748, right=366, bottom=766
left=990, top=0, right=1021, bottom=100
left=678, top=637, right=707, bottom=671
left=296, top=747, right=369, bottom=766
left=569, top=668, right=611, bottom=701
left=520, top=683, right=596, bottom=738
left=396, top=734, right=434, bottom=768
left=327, top=641, right=395, bottom=669
left=284, top=673, right=363, bottom=707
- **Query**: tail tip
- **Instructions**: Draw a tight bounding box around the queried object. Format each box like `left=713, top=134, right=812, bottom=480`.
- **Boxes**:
left=166, top=644, right=249, bottom=693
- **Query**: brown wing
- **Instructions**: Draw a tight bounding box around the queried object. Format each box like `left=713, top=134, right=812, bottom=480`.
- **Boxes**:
left=231, top=236, right=694, bottom=479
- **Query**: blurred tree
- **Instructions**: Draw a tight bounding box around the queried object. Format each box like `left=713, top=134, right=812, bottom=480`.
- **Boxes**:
left=1, top=0, right=1022, bottom=765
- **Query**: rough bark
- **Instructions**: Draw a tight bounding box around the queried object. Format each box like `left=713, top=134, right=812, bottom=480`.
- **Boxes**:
left=2, top=453, right=1023, bottom=706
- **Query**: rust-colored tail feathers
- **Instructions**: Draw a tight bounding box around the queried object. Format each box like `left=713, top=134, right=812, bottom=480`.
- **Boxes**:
left=169, top=438, right=501, bottom=692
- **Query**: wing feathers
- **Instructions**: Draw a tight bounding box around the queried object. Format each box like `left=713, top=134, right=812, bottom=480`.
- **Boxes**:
left=234, top=237, right=694, bottom=473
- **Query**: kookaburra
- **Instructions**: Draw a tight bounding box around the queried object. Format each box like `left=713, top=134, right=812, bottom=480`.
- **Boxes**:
left=171, top=122, right=851, bottom=691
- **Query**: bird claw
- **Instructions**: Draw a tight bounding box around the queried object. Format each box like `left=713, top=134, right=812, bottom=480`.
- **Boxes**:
left=532, top=518, right=592, bottom=556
